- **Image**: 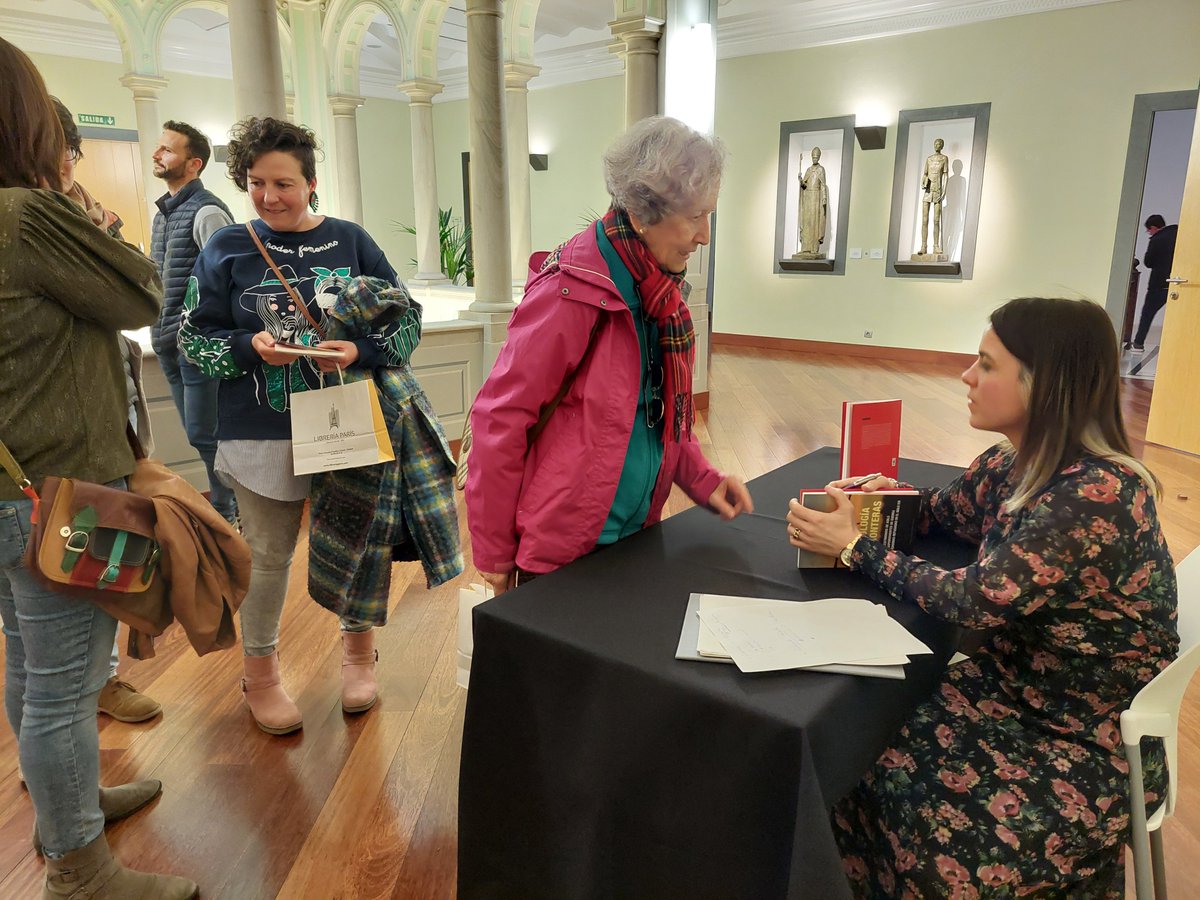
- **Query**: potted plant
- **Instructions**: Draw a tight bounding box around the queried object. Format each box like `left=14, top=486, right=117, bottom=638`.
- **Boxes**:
left=394, top=207, right=474, bottom=285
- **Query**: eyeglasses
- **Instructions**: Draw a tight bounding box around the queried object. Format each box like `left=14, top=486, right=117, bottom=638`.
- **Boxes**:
left=646, top=362, right=664, bottom=429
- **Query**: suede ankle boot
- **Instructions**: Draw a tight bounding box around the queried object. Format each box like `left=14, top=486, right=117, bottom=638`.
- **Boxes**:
left=341, top=630, right=379, bottom=714
left=96, top=677, right=162, bottom=723
left=42, top=831, right=198, bottom=899
left=33, top=779, right=163, bottom=855
left=241, top=651, right=302, bottom=735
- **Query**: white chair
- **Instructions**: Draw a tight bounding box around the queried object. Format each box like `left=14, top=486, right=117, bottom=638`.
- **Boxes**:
left=1121, top=548, right=1200, bottom=899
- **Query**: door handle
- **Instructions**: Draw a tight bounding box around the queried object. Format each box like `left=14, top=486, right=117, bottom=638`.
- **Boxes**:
left=1165, top=276, right=1188, bottom=284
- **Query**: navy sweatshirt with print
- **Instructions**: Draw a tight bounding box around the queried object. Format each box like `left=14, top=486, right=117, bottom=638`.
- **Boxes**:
left=178, top=216, right=399, bottom=440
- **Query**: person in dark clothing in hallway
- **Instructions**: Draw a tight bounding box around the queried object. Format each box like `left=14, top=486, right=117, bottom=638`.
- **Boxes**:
left=1129, top=213, right=1178, bottom=352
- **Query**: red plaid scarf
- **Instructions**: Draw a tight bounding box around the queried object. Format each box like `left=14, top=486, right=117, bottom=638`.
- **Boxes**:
left=600, top=207, right=695, bottom=442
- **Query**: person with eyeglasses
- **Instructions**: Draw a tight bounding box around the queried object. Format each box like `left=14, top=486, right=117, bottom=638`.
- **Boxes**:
left=0, top=38, right=198, bottom=898
left=51, top=97, right=124, bottom=240
left=464, top=116, right=753, bottom=595
left=51, top=95, right=165, bottom=728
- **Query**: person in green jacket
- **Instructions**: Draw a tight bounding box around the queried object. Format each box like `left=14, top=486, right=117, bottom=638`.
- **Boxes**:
left=0, top=37, right=198, bottom=899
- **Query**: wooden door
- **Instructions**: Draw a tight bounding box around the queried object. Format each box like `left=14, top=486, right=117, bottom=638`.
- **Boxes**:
left=1146, top=104, right=1200, bottom=456
left=74, top=139, right=153, bottom=253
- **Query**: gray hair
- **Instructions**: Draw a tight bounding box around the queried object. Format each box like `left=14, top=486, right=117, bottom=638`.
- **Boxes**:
left=603, top=116, right=726, bottom=225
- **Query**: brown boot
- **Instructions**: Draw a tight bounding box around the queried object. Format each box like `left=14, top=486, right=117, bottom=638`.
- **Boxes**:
left=97, top=677, right=162, bottom=723
left=341, top=630, right=379, bottom=714
left=33, top=779, right=163, bottom=856
left=42, top=831, right=197, bottom=899
left=241, top=652, right=302, bottom=735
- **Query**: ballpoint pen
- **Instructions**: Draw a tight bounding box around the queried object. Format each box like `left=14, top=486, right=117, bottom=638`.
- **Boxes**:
left=844, top=472, right=884, bottom=489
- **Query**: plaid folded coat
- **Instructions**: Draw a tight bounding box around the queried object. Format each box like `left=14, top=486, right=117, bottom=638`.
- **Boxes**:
left=307, top=276, right=463, bottom=625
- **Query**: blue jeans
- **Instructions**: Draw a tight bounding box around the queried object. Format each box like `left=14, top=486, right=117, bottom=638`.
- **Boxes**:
left=0, top=496, right=118, bottom=857
left=160, top=349, right=237, bottom=519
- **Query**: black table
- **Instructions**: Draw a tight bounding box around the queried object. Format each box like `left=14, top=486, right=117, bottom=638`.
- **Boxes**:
left=458, top=448, right=974, bottom=900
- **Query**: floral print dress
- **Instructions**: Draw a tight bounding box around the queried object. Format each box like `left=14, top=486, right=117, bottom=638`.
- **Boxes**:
left=832, top=444, right=1178, bottom=898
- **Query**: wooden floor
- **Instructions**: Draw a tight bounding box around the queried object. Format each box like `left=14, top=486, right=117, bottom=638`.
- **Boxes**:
left=1, top=346, right=1198, bottom=898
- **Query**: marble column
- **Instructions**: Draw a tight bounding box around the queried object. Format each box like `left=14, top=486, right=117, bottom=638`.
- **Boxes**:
left=661, top=0, right=719, bottom=399
left=228, top=0, right=287, bottom=120
left=285, top=0, right=336, bottom=211
left=464, top=0, right=513, bottom=321
left=118, top=74, right=169, bottom=222
left=504, top=63, right=539, bottom=283
left=397, top=80, right=448, bottom=284
left=328, top=94, right=365, bottom=225
left=609, top=18, right=664, bottom=127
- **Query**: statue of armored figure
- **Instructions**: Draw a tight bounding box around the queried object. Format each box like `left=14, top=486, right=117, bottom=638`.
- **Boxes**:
left=792, top=147, right=828, bottom=260
left=912, top=137, right=949, bottom=262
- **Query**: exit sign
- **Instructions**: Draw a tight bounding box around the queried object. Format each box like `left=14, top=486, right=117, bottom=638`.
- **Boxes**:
left=77, top=114, right=116, bottom=126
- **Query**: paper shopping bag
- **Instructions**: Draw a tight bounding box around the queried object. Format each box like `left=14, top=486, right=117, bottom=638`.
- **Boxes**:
left=290, top=375, right=395, bottom=475
left=457, top=582, right=494, bottom=689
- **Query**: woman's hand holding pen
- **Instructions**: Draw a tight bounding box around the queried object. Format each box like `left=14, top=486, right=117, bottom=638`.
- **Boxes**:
left=828, top=473, right=899, bottom=492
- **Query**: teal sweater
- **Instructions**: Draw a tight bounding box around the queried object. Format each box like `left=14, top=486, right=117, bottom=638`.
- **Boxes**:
left=596, top=223, right=664, bottom=544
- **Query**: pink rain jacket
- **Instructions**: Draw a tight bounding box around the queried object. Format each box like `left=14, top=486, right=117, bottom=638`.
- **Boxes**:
left=464, top=225, right=725, bottom=575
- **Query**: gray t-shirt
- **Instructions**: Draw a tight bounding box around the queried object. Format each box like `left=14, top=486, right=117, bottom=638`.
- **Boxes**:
left=194, top=204, right=234, bottom=249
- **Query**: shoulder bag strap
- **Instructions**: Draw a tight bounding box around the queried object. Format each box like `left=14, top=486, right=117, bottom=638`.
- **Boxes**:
left=244, top=222, right=325, bottom=339
left=0, top=438, right=40, bottom=504
left=0, top=426, right=143, bottom=504
left=528, top=315, right=605, bottom=444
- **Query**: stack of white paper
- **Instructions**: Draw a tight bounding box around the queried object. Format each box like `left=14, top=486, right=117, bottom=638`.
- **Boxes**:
left=679, top=593, right=931, bottom=678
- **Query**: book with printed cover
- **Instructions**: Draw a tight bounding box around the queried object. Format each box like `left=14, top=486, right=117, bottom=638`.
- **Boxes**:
left=272, top=340, right=343, bottom=359
left=796, top=489, right=921, bottom=568
left=840, top=399, right=902, bottom=480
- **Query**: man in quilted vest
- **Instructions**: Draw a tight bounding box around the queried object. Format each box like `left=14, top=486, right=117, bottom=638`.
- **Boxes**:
left=149, top=120, right=236, bottom=526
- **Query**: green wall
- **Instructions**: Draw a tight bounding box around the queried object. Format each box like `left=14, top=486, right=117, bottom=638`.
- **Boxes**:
left=709, top=0, right=1200, bottom=352
left=23, top=0, right=1200, bottom=355
left=356, top=96, right=417, bottom=274
left=432, top=76, right=623, bottom=270
left=527, top=77, right=623, bottom=252
left=30, top=51, right=245, bottom=217
left=27, top=50, right=417, bottom=269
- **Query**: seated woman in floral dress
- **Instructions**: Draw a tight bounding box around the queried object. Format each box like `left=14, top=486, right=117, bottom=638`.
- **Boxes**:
left=787, top=296, right=1178, bottom=897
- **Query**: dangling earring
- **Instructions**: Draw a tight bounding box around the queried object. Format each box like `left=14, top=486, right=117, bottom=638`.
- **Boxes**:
left=308, top=191, right=319, bottom=212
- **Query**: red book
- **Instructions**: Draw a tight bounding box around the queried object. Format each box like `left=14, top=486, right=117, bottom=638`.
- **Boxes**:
left=840, top=399, right=902, bottom=480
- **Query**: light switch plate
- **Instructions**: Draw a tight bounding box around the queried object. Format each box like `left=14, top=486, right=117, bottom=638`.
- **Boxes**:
left=849, top=247, right=862, bottom=259
left=869, top=248, right=883, bottom=259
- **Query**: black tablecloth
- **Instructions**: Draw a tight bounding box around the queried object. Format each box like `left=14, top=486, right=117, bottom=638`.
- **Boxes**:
left=458, top=447, right=974, bottom=900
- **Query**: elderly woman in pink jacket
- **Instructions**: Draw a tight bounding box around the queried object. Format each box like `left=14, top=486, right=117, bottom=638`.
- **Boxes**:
left=464, top=116, right=753, bottom=594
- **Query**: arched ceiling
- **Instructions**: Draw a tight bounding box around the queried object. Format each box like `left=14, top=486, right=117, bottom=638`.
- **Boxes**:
left=0, top=0, right=1124, bottom=102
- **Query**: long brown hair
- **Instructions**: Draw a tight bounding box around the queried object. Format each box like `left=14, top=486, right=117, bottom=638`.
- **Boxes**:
left=989, top=297, right=1158, bottom=510
left=0, top=38, right=65, bottom=192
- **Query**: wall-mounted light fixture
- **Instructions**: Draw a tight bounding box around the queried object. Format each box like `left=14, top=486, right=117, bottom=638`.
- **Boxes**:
left=529, top=153, right=549, bottom=171
left=854, top=125, right=887, bottom=151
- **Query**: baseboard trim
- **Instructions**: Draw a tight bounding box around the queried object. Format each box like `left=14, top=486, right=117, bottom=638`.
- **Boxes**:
left=694, top=391, right=709, bottom=411
left=711, top=333, right=975, bottom=368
